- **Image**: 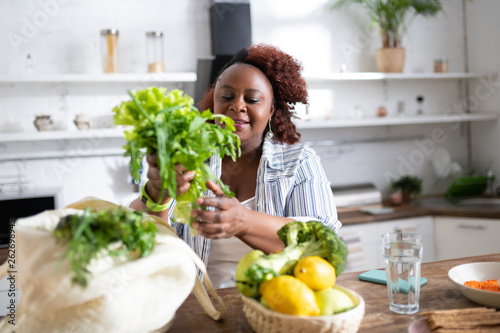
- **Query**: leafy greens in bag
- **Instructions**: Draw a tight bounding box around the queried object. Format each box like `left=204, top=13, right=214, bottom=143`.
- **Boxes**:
left=2, top=198, right=225, bottom=332
left=113, top=87, right=241, bottom=228
left=54, top=207, right=157, bottom=287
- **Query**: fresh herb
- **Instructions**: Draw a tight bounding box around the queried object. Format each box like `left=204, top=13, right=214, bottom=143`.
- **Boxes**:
left=53, top=207, right=157, bottom=287
left=113, top=87, right=241, bottom=227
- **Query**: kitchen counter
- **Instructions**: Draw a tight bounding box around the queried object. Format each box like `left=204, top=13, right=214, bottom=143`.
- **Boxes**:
left=168, top=253, right=500, bottom=333
left=338, top=199, right=500, bottom=226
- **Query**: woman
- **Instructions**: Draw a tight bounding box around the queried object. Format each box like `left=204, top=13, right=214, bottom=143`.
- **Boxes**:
left=130, top=44, right=340, bottom=288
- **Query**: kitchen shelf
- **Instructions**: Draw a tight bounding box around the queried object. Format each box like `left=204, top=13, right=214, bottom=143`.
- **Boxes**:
left=294, top=112, right=498, bottom=129
left=303, top=72, right=493, bottom=83
left=1, top=113, right=496, bottom=145
left=0, top=128, right=125, bottom=143
left=1, top=72, right=492, bottom=84
left=0, top=148, right=125, bottom=162
left=0, top=72, right=197, bottom=83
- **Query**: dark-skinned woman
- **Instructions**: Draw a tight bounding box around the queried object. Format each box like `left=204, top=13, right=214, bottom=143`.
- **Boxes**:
left=130, top=44, right=340, bottom=289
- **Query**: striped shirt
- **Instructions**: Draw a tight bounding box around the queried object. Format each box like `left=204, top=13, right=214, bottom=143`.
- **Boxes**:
left=168, top=137, right=341, bottom=271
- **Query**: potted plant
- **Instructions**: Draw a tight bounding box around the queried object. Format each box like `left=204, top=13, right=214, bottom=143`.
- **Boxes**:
left=390, top=175, right=422, bottom=203
left=331, top=0, right=443, bottom=73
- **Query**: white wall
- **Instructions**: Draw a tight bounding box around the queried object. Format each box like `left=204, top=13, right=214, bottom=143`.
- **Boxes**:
left=466, top=0, right=500, bottom=195
left=0, top=0, right=498, bottom=207
left=252, top=0, right=465, bottom=73
left=0, top=0, right=209, bottom=206
left=1, top=0, right=211, bottom=74
left=250, top=0, right=496, bottom=195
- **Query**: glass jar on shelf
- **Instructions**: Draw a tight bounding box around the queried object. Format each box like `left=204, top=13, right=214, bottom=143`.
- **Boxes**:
left=100, top=29, right=119, bottom=73
left=146, top=31, right=165, bottom=73
left=434, top=58, right=448, bottom=73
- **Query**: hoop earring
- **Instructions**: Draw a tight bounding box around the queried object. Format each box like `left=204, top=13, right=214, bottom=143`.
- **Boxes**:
left=266, top=119, right=274, bottom=139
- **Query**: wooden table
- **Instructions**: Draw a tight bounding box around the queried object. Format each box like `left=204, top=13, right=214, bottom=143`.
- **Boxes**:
left=168, top=253, right=500, bottom=332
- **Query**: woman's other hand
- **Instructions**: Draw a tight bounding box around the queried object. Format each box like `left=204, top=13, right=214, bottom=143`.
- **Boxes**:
left=145, top=154, right=195, bottom=203
left=191, top=180, right=249, bottom=239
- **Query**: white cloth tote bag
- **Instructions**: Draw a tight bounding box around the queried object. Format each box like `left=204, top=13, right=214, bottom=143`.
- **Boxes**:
left=0, top=197, right=225, bottom=333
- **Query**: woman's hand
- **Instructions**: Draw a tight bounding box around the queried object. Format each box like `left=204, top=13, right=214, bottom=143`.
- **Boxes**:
left=191, top=180, right=250, bottom=239
left=145, top=154, right=195, bottom=203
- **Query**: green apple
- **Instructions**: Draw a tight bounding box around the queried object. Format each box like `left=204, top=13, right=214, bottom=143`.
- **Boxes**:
left=314, top=286, right=356, bottom=315
left=235, top=250, right=265, bottom=297
left=332, top=285, right=359, bottom=305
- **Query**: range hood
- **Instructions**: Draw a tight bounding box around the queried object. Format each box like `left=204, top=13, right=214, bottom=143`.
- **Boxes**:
left=195, top=1, right=252, bottom=105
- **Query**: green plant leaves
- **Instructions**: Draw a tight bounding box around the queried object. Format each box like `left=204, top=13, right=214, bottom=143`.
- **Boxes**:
left=390, top=175, right=422, bottom=195
left=112, top=87, right=241, bottom=227
left=54, top=208, right=157, bottom=287
left=331, top=0, right=443, bottom=48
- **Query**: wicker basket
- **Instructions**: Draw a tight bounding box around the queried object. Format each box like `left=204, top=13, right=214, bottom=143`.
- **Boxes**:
left=241, top=286, right=365, bottom=333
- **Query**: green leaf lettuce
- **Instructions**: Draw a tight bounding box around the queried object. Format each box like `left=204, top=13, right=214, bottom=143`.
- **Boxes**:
left=113, top=87, right=241, bottom=230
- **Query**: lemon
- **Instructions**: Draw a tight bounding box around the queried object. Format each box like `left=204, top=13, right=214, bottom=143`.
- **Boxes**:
left=294, top=256, right=336, bottom=291
left=259, top=275, right=320, bottom=316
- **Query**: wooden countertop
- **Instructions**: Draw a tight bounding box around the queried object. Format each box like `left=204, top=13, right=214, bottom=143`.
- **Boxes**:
left=0, top=248, right=6, bottom=264
left=168, top=253, right=500, bottom=333
left=338, top=201, right=500, bottom=226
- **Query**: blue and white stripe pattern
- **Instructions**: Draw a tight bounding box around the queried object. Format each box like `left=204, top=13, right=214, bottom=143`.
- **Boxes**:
left=169, top=137, right=341, bottom=272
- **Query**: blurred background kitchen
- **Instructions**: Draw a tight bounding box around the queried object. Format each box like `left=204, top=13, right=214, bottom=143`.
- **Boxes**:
left=0, top=0, right=499, bottom=244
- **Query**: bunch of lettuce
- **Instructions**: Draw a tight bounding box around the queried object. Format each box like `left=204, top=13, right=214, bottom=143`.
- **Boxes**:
left=113, top=87, right=240, bottom=228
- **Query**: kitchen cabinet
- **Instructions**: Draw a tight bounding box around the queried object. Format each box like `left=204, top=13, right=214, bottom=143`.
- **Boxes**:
left=434, top=216, right=500, bottom=261
left=339, top=216, right=435, bottom=273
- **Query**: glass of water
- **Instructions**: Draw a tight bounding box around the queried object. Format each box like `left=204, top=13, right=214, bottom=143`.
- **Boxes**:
left=381, top=232, right=423, bottom=314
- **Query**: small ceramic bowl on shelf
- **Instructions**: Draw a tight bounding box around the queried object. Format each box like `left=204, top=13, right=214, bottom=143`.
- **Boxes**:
left=34, top=115, right=53, bottom=131
left=74, top=113, right=92, bottom=130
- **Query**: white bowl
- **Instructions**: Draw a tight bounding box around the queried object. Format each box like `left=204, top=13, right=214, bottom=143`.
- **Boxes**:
left=448, top=262, right=500, bottom=308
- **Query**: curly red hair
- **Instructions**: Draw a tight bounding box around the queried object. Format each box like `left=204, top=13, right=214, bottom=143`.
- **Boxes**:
left=199, top=44, right=308, bottom=144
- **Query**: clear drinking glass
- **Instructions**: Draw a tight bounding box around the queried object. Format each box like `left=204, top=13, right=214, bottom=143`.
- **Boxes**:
left=381, top=232, right=423, bottom=314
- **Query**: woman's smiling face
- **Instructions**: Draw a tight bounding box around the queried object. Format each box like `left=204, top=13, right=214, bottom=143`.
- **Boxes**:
left=213, top=63, right=274, bottom=150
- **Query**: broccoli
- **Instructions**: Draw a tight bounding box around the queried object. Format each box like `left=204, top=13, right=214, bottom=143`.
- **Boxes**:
left=235, top=221, right=348, bottom=297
